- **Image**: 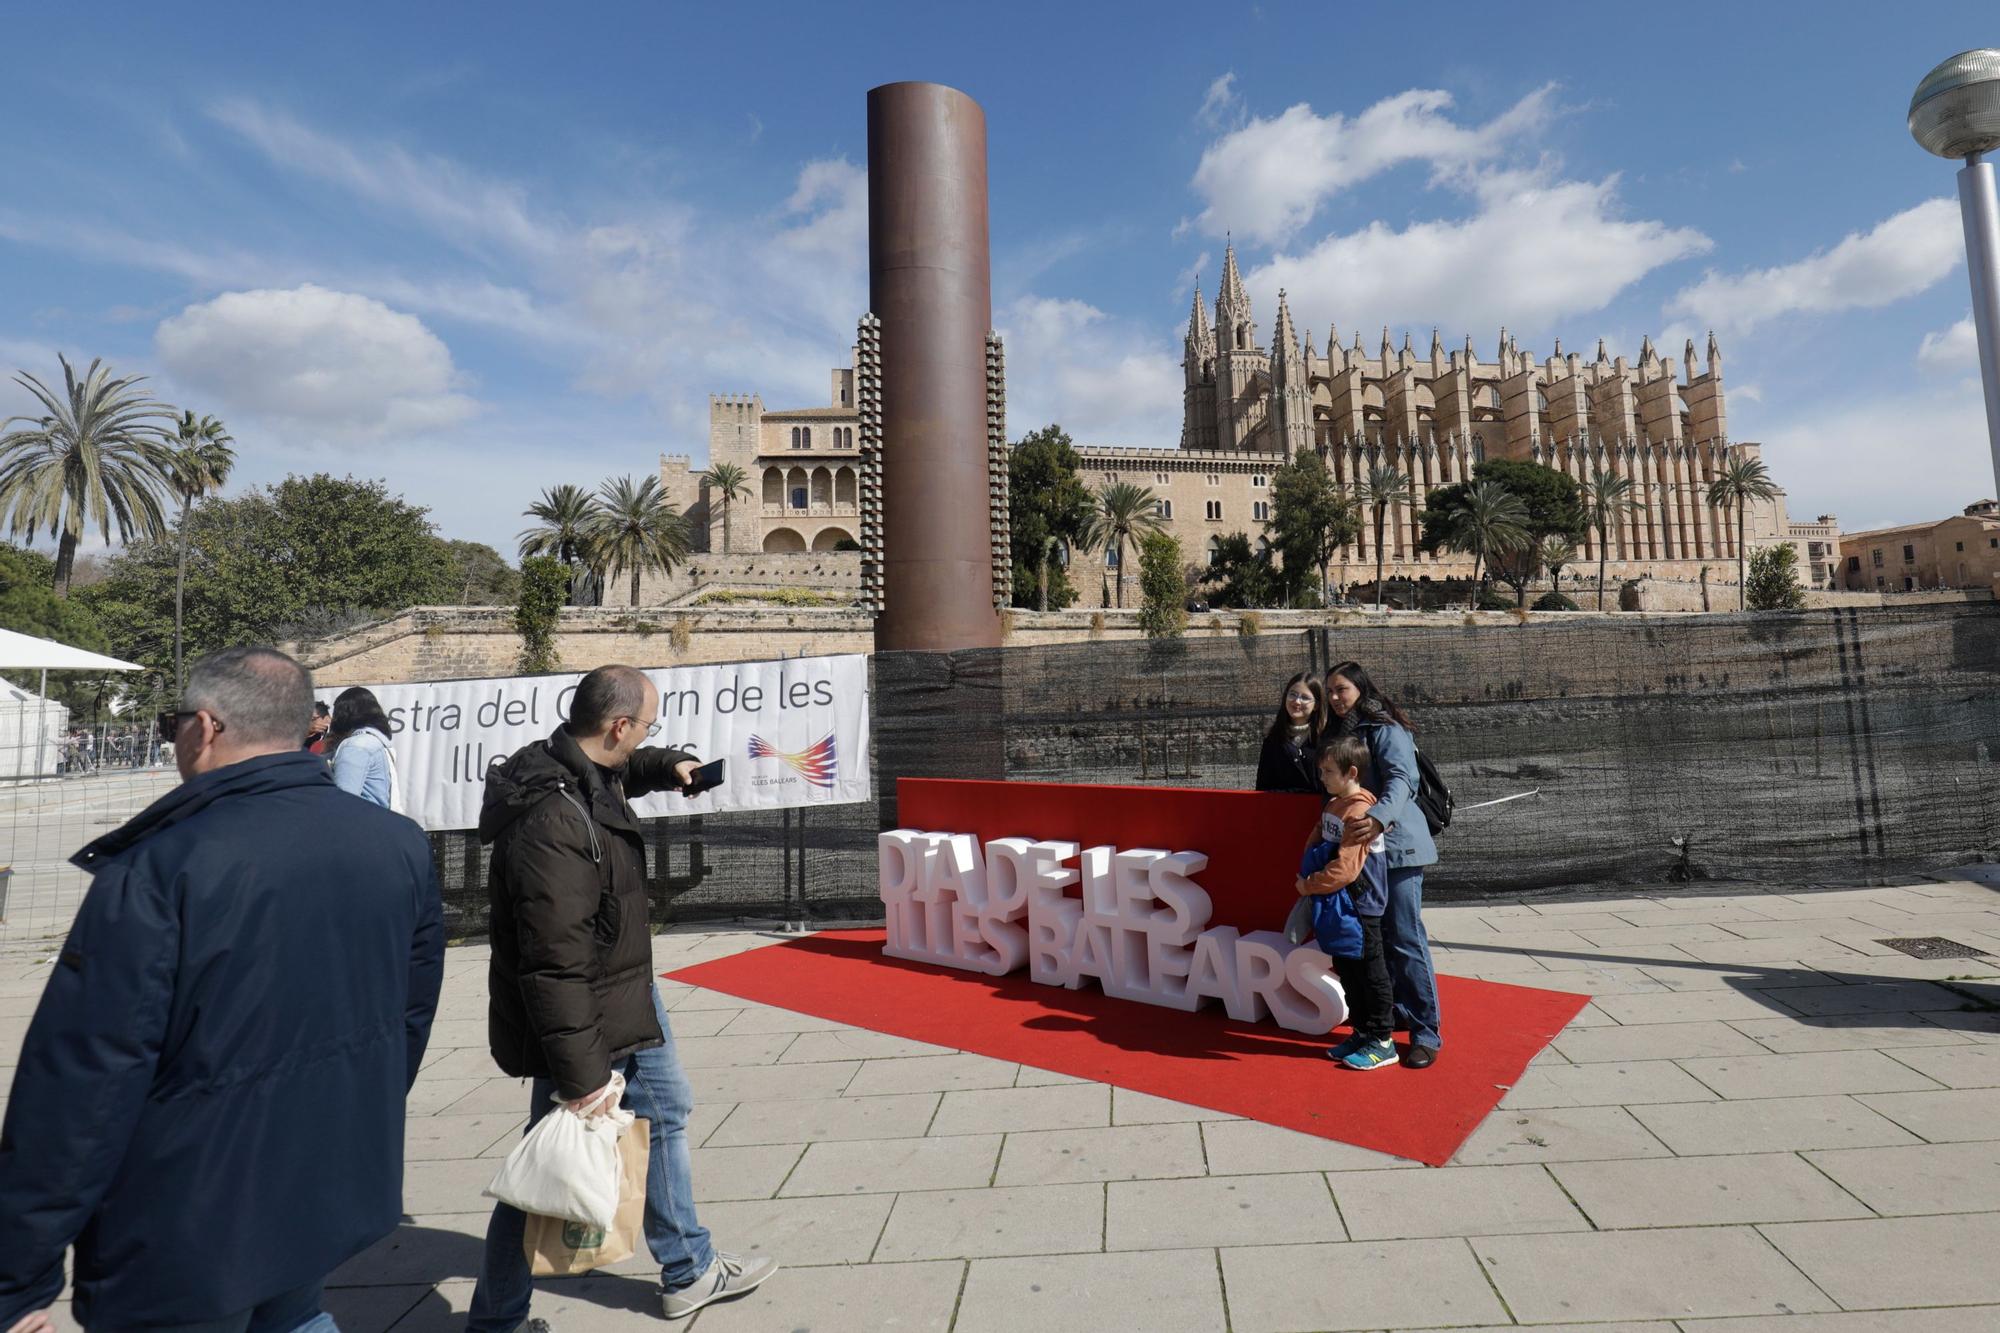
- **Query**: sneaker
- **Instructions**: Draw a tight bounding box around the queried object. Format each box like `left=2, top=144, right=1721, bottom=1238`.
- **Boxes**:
left=1324, top=1031, right=1366, bottom=1062
left=1339, top=1038, right=1397, bottom=1071
left=662, top=1251, right=778, bottom=1319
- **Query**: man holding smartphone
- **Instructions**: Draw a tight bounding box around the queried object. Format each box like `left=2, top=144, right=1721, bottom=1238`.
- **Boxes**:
left=469, top=664, right=774, bottom=1327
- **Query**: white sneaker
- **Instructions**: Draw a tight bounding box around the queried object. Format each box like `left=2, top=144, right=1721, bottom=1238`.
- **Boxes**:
left=662, top=1251, right=778, bottom=1319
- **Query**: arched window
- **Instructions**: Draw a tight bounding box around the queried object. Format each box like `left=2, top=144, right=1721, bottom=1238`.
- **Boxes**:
left=799, top=427, right=811, bottom=449
left=791, top=486, right=808, bottom=509
left=1156, top=499, right=1172, bottom=519
left=1207, top=536, right=1223, bottom=567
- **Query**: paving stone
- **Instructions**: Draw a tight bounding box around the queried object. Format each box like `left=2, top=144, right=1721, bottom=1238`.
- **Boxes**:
left=690, top=1257, right=965, bottom=1332
left=1762, top=1211, right=2000, bottom=1308
left=405, top=1076, right=489, bottom=1117
left=706, top=1092, right=940, bottom=1147
left=1883, top=1040, right=2000, bottom=1087
left=1729, top=1013, right=1981, bottom=1053
left=1678, top=1048, right=1945, bottom=1099
left=1201, top=1118, right=1421, bottom=1174
left=1768, top=980, right=1970, bottom=1016
left=1591, top=989, right=1801, bottom=1025
left=687, top=1059, right=859, bottom=1103
left=956, top=1248, right=1225, bottom=1333
left=402, top=1112, right=521, bottom=1161
left=1574, top=922, right=1745, bottom=948
left=398, top=1157, right=505, bottom=1217
left=1549, top=1152, right=1872, bottom=1228
left=1449, top=1106, right=1673, bottom=1165
left=321, top=1285, right=431, bottom=1333
left=1486, top=910, right=1634, bottom=932
left=1500, top=1058, right=1719, bottom=1107
left=404, top=1273, right=682, bottom=1326
left=873, top=1181, right=1103, bottom=1260
left=1329, top=1163, right=1587, bottom=1239
left=1636, top=961, right=1836, bottom=991
left=690, top=1142, right=805, bottom=1202
left=665, top=987, right=755, bottom=1011
left=929, top=1083, right=1110, bottom=1136
left=1445, top=1324, right=1676, bottom=1333
left=661, top=1006, right=736, bottom=1037
left=409, top=1045, right=503, bottom=1081
left=843, top=1051, right=1020, bottom=1096
left=1014, top=1064, right=1091, bottom=1086
left=437, top=1075, right=535, bottom=1116
left=715, top=1003, right=854, bottom=1033
left=1554, top=1019, right=1768, bottom=1063
left=1675, top=1307, right=2000, bottom=1333
left=1109, top=1086, right=1241, bottom=1124
left=780, top=1133, right=1002, bottom=1197
left=1220, top=1237, right=1507, bottom=1332
left=693, top=1191, right=898, bottom=1265
left=1105, top=1171, right=1344, bottom=1249
left=1472, top=1226, right=1836, bottom=1321
left=327, top=1212, right=490, bottom=1287
left=1857, top=1087, right=2000, bottom=1142
left=777, top=1029, right=956, bottom=1062
left=1806, top=1141, right=2000, bottom=1215
left=669, top=1030, right=799, bottom=1068
left=995, top=1121, right=1205, bottom=1185
left=1629, top=1095, right=1922, bottom=1155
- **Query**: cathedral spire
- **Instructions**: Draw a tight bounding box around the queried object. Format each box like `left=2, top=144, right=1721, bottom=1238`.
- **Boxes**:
left=1706, top=330, right=1723, bottom=377
left=1218, top=238, right=1248, bottom=316
left=1215, top=238, right=1252, bottom=353
left=1187, top=278, right=1210, bottom=343
left=1272, top=288, right=1298, bottom=354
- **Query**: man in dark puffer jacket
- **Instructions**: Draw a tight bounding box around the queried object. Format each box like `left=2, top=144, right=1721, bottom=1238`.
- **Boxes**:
left=468, top=665, right=776, bottom=1327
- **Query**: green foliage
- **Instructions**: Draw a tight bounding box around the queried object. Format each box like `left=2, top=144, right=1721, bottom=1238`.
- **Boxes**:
left=691, top=586, right=847, bottom=607
left=1082, top=479, right=1163, bottom=609
left=519, top=483, right=601, bottom=604
left=1136, top=530, right=1187, bottom=639
left=1477, top=588, right=1517, bottom=611
left=1532, top=590, right=1580, bottom=611
left=1708, top=455, right=1781, bottom=610
left=1745, top=542, right=1807, bottom=611
left=700, top=461, right=752, bottom=552
left=1420, top=477, right=1530, bottom=591
left=443, top=540, right=522, bottom=605
left=0, top=543, right=133, bottom=717
left=515, top=556, right=566, bottom=673
left=587, top=474, right=689, bottom=608
left=1267, top=451, right=1358, bottom=604
left=1201, top=531, right=1281, bottom=608
left=1008, top=426, right=1095, bottom=611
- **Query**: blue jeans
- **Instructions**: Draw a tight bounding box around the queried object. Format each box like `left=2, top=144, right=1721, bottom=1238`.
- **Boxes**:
left=1381, top=866, right=1443, bottom=1048
left=467, top=987, right=715, bottom=1330
left=103, top=1283, right=335, bottom=1333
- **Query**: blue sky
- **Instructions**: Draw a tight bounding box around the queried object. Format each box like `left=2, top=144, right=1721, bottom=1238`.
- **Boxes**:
left=2, top=1, right=1995, bottom=556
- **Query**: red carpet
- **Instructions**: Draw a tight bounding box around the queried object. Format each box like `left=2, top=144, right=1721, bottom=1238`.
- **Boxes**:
left=665, top=930, right=1588, bottom=1167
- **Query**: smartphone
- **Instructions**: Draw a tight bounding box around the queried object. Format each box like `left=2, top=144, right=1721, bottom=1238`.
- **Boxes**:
left=680, top=758, right=726, bottom=796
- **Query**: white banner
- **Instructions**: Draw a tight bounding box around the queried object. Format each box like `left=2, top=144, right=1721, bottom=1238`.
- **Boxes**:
left=316, top=654, right=870, bottom=831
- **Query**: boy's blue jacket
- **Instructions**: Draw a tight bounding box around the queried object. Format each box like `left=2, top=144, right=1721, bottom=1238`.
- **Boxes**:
left=1299, top=839, right=1363, bottom=958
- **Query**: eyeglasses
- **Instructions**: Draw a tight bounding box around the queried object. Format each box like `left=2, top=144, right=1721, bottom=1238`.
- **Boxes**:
left=1285, top=692, right=1317, bottom=705
left=620, top=716, right=662, bottom=739
left=156, top=710, right=222, bottom=742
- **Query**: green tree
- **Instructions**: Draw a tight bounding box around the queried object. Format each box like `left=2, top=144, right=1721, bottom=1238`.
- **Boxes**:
left=1268, top=451, right=1359, bottom=608
left=515, top=555, right=566, bottom=673
left=1579, top=468, right=1642, bottom=611
left=1008, top=425, right=1095, bottom=610
left=587, top=474, right=690, bottom=608
left=1538, top=535, right=1577, bottom=597
left=1352, top=461, right=1410, bottom=611
left=444, top=540, right=522, bottom=605
left=1201, top=532, right=1280, bottom=608
left=1421, top=478, right=1529, bottom=592
left=1744, top=541, right=1807, bottom=610
left=1082, top=481, right=1163, bottom=609
left=1706, top=455, right=1780, bottom=610
left=0, top=542, right=128, bottom=717
left=518, top=483, right=601, bottom=604
left=1422, top=460, right=1584, bottom=605
left=165, top=410, right=236, bottom=695
left=0, top=355, right=177, bottom=594
left=700, top=461, right=751, bottom=553
left=1136, top=530, right=1188, bottom=639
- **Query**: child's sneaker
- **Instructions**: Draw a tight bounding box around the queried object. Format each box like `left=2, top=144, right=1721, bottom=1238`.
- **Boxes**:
left=1324, top=1032, right=1366, bottom=1062
left=1339, top=1038, right=1397, bottom=1071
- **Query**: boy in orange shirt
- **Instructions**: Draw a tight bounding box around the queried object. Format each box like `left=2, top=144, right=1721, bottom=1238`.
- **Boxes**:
left=1295, top=734, right=1396, bottom=1070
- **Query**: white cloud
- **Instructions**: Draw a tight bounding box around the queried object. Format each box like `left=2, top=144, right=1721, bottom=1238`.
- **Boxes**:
left=154, top=285, right=477, bottom=437
left=1246, top=168, right=1710, bottom=339
left=998, top=296, right=1182, bottom=448
left=1666, top=198, right=1961, bottom=335
left=1190, top=85, right=1557, bottom=245
left=1918, top=315, right=1978, bottom=374
left=1197, top=73, right=1241, bottom=129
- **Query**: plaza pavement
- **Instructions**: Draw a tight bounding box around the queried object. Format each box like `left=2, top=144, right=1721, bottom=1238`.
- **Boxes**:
left=5, top=876, right=2000, bottom=1331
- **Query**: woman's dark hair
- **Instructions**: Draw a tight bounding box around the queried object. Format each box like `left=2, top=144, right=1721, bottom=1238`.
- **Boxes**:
left=330, top=686, right=393, bottom=747
left=1265, top=671, right=1327, bottom=744
left=1326, top=660, right=1415, bottom=732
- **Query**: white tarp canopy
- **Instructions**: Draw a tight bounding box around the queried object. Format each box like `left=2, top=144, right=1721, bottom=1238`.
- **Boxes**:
left=0, top=678, right=68, bottom=779
left=0, top=628, right=141, bottom=673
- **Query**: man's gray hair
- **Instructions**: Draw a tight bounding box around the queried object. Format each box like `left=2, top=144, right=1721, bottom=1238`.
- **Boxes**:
left=565, top=664, right=650, bottom=736
left=182, top=646, right=314, bottom=748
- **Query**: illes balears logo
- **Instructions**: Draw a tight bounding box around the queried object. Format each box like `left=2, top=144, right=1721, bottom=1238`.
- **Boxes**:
left=746, top=732, right=838, bottom=788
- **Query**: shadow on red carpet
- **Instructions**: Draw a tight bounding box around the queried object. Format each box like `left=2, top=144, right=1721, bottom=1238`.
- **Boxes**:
left=664, top=929, right=1588, bottom=1167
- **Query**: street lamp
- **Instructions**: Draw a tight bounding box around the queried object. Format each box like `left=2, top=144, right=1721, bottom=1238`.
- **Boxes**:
left=1910, top=49, right=2000, bottom=496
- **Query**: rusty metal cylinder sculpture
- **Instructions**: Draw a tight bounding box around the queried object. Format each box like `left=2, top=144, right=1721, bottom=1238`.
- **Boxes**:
left=868, top=81, right=1003, bottom=652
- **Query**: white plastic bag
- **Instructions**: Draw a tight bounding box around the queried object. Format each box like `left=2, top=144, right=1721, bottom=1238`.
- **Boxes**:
left=484, top=1072, right=632, bottom=1229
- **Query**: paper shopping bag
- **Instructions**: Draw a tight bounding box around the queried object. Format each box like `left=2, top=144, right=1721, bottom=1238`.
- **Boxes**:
left=525, top=1116, right=650, bottom=1276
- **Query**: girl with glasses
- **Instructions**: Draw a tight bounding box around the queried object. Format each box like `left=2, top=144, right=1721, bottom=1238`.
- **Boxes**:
left=1254, top=671, right=1327, bottom=795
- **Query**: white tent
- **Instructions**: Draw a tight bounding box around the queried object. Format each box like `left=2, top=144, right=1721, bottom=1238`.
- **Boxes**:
left=0, top=629, right=141, bottom=780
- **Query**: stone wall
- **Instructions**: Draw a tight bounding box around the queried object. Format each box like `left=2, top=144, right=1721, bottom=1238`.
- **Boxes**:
left=618, top=552, right=862, bottom=608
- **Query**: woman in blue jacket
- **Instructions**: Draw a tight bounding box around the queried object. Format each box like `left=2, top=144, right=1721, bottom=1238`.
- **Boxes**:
left=1324, top=659, right=1442, bottom=1068
left=330, top=686, right=401, bottom=812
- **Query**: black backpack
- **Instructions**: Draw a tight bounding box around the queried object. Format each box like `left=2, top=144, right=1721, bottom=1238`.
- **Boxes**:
left=1413, top=746, right=1454, bottom=837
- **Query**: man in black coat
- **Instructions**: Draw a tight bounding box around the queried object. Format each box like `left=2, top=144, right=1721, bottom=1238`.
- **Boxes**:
left=0, top=646, right=444, bottom=1331
left=469, top=664, right=775, bottom=1327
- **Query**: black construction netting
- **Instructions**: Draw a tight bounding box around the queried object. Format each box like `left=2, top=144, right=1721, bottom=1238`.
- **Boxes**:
left=430, top=603, right=2000, bottom=940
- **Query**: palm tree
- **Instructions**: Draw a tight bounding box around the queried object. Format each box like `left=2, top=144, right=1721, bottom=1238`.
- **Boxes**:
left=1082, top=481, right=1163, bottom=609
left=1437, top=479, right=1529, bottom=595
left=166, top=411, right=236, bottom=695
left=1538, top=536, right=1577, bottom=601
left=518, top=483, right=600, bottom=604
left=1579, top=468, right=1641, bottom=612
left=0, top=355, right=176, bottom=594
left=1706, top=455, right=1779, bottom=610
left=1352, top=462, right=1409, bottom=611
left=587, top=474, right=691, bottom=607
left=700, top=461, right=751, bottom=553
